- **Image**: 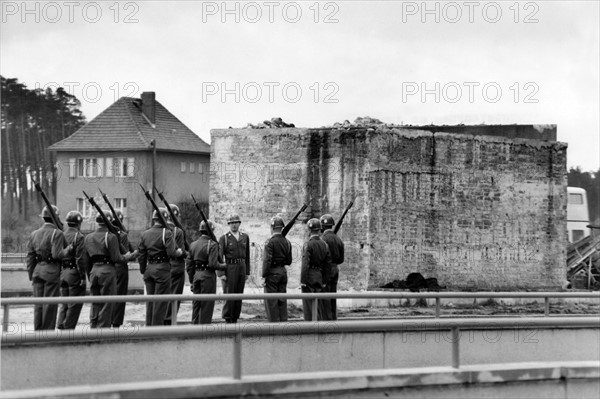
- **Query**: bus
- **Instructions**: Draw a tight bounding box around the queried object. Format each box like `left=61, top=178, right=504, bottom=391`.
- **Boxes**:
left=567, top=186, right=591, bottom=243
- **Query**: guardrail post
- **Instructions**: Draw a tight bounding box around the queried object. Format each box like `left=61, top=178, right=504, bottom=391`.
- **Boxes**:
left=2, top=304, right=9, bottom=331
left=451, top=327, right=460, bottom=368
left=171, top=301, right=178, bottom=325
left=435, top=298, right=440, bottom=318
left=312, top=298, right=318, bottom=322
left=233, top=332, right=242, bottom=380
left=544, top=297, right=549, bottom=317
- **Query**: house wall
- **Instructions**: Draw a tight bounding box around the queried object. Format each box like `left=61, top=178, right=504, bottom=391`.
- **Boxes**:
left=54, top=151, right=209, bottom=243
left=210, top=127, right=568, bottom=291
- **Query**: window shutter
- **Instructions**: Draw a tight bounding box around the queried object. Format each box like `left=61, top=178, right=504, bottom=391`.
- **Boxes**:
left=69, top=158, right=76, bottom=178
left=127, top=157, right=135, bottom=177
left=97, top=158, right=104, bottom=177
left=106, top=158, right=113, bottom=177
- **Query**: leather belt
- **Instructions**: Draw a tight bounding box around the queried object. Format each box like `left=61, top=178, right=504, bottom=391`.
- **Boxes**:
left=148, top=254, right=169, bottom=264
left=227, top=258, right=244, bottom=264
left=91, top=255, right=111, bottom=264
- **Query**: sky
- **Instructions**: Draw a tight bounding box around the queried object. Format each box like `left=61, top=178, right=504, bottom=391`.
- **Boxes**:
left=1, top=0, right=599, bottom=171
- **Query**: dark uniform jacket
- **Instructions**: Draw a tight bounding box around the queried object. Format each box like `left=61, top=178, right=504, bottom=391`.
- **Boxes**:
left=262, top=233, right=292, bottom=278
left=185, top=235, right=220, bottom=283
left=301, top=235, right=332, bottom=285
left=138, top=224, right=179, bottom=274
left=320, top=230, right=344, bottom=281
left=171, top=225, right=187, bottom=261
left=82, top=226, right=129, bottom=273
left=219, top=231, right=251, bottom=275
left=63, top=226, right=86, bottom=281
left=26, top=223, right=69, bottom=281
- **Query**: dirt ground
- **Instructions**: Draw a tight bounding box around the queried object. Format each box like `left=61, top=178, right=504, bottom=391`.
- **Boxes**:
left=3, top=295, right=599, bottom=331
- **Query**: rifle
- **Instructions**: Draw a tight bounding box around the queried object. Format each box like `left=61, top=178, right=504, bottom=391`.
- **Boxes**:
left=281, top=198, right=313, bottom=237
left=334, top=196, right=356, bottom=234
left=139, top=184, right=172, bottom=231
left=98, top=187, right=127, bottom=233
left=32, top=176, right=63, bottom=230
left=191, top=194, right=224, bottom=263
left=83, top=191, right=128, bottom=253
left=157, top=189, right=189, bottom=251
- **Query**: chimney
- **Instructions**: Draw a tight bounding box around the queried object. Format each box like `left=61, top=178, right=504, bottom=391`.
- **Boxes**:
left=141, top=92, right=156, bottom=124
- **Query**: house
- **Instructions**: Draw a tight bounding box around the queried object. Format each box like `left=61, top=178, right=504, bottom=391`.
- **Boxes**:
left=49, top=92, right=210, bottom=236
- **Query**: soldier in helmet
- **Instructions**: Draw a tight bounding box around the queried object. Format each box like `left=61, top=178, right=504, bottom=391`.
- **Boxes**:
left=26, top=205, right=72, bottom=330
left=301, top=218, right=332, bottom=321
left=319, top=214, right=345, bottom=320
left=218, top=213, right=251, bottom=323
left=82, top=209, right=135, bottom=328
left=164, top=203, right=188, bottom=325
left=111, top=209, right=136, bottom=328
left=57, top=211, right=86, bottom=329
left=138, top=207, right=183, bottom=326
left=186, top=220, right=226, bottom=324
left=262, top=216, right=292, bottom=322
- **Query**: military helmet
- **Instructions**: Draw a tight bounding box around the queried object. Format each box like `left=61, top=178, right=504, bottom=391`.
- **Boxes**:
left=66, top=210, right=83, bottom=225
left=228, top=214, right=242, bottom=224
left=169, top=204, right=180, bottom=218
left=40, top=205, right=59, bottom=218
left=114, top=209, right=124, bottom=222
left=307, top=218, right=321, bottom=231
left=320, top=214, right=335, bottom=228
left=152, top=207, right=169, bottom=221
left=270, top=216, right=285, bottom=229
left=95, top=210, right=113, bottom=224
left=199, top=220, right=214, bottom=232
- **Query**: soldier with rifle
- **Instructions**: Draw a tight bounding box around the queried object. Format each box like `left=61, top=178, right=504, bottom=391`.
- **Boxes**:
left=319, top=214, right=345, bottom=320
left=301, top=218, right=332, bottom=321
left=26, top=204, right=73, bottom=330
left=81, top=209, right=135, bottom=328
left=160, top=200, right=188, bottom=326
left=186, top=219, right=226, bottom=324
left=138, top=185, right=183, bottom=326
left=262, top=216, right=293, bottom=322
left=57, top=211, right=87, bottom=330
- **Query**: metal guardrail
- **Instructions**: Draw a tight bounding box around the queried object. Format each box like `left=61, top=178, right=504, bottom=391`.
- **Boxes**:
left=2, top=291, right=599, bottom=331
left=3, top=316, right=599, bottom=380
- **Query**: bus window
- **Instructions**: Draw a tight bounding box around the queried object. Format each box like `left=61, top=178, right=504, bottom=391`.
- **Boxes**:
left=567, top=187, right=590, bottom=243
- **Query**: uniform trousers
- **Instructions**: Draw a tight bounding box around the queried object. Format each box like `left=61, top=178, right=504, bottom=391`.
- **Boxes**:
left=57, top=268, right=85, bottom=329
left=111, top=263, right=129, bottom=327
left=302, top=268, right=323, bottom=321
left=221, top=263, right=246, bottom=323
left=165, top=261, right=185, bottom=325
left=89, top=264, right=117, bottom=328
left=320, top=264, right=339, bottom=321
left=192, top=269, right=216, bottom=324
left=264, top=266, right=288, bottom=322
left=32, top=262, right=61, bottom=330
left=143, top=262, right=171, bottom=326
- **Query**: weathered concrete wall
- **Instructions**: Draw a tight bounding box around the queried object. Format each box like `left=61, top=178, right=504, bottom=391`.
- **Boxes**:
left=210, top=126, right=567, bottom=290
left=1, top=326, right=597, bottom=389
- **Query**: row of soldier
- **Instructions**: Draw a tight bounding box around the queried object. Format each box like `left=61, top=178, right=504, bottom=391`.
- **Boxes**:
left=26, top=205, right=344, bottom=329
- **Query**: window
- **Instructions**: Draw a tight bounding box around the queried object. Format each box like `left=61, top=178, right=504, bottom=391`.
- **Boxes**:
left=569, top=193, right=583, bottom=205
left=77, top=158, right=103, bottom=178
left=572, top=230, right=585, bottom=242
left=112, top=157, right=135, bottom=177
left=189, top=162, right=195, bottom=173
left=76, top=198, right=94, bottom=218
left=114, top=198, right=127, bottom=217
left=181, top=162, right=186, bottom=173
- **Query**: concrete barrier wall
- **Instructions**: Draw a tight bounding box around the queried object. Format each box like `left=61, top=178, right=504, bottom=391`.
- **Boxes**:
left=2, top=326, right=598, bottom=390
left=2, top=362, right=599, bottom=399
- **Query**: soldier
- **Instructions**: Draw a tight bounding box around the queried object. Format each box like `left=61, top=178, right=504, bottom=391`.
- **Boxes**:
left=186, top=220, right=226, bottom=324
left=301, top=218, right=331, bottom=321
left=319, top=214, right=345, bottom=320
left=218, top=214, right=251, bottom=324
left=26, top=205, right=72, bottom=330
left=57, top=211, right=86, bottom=330
left=262, top=216, right=292, bottom=322
left=138, top=207, right=182, bottom=326
left=164, top=203, right=187, bottom=325
left=81, top=210, right=134, bottom=328
left=111, top=209, right=136, bottom=328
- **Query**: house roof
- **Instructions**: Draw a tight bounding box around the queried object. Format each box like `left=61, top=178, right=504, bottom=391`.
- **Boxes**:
left=49, top=96, right=210, bottom=154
